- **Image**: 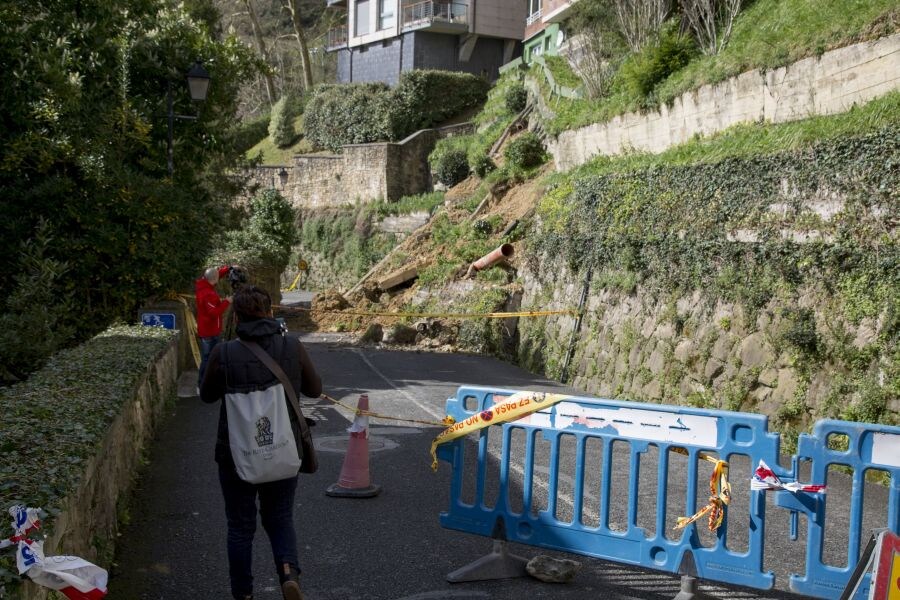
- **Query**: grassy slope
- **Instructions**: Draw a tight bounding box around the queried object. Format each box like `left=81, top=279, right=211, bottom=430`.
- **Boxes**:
left=245, top=115, right=313, bottom=165
left=547, top=0, right=898, bottom=134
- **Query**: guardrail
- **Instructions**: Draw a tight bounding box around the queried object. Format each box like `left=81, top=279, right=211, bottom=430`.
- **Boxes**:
left=437, top=386, right=900, bottom=599
left=326, top=26, right=348, bottom=50
left=525, top=8, right=542, bottom=25
left=531, top=55, right=583, bottom=99
left=401, top=1, right=467, bottom=30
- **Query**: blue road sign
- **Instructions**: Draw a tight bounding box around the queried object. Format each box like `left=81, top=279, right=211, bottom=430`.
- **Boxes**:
left=141, top=313, right=176, bottom=329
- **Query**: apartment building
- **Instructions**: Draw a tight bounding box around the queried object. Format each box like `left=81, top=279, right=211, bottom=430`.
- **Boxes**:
left=522, top=0, right=577, bottom=62
left=325, top=0, right=526, bottom=84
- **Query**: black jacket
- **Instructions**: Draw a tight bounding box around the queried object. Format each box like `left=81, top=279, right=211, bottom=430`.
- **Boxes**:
left=200, top=318, right=322, bottom=465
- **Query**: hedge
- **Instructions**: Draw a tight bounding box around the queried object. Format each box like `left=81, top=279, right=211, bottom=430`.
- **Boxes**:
left=304, top=70, right=489, bottom=151
left=0, top=325, right=176, bottom=521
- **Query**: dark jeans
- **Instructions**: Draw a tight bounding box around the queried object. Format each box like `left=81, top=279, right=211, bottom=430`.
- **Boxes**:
left=198, top=336, right=220, bottom=387
left=218, top=463, right=300, bottom=599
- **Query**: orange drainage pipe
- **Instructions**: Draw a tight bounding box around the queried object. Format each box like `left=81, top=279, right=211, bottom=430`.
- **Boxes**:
left=467, top=243, right=514, bottom=277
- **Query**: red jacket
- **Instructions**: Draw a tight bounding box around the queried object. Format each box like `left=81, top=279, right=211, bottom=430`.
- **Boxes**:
left=195, top=266, right=231, bottom=337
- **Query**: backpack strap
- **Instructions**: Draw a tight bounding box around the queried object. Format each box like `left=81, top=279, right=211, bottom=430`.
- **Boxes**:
left=238, top=339, right=309, bottom=434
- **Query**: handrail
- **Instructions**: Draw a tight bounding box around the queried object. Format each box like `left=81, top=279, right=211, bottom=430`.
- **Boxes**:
left=401, top=1, right=467, bottom=29
left=525, top=8, right=542, bottom=25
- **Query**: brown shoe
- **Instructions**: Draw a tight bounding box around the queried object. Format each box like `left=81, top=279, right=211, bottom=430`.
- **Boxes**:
left=279, top=563, right=304, bottom=600
left=281, top=579, right=303, bottom=600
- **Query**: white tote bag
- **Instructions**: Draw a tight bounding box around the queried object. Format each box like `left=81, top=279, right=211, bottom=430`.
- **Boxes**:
left=225, top=383, right=302, bottom=484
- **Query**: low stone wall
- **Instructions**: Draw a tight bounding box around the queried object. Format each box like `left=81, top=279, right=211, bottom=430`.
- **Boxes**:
left=241, top=123, right=475, bottom=209
left=517, top=258, right=899, bottom=431
left=549, top=34, right=900, bottom=171
left=20, top=338, right=179, bottom=599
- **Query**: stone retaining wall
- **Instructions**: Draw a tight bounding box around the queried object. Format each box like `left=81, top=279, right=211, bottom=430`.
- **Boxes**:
left=549, top=34, right=900, bottom=171
left=20, top=338, right=179, bottom=599
left=240, top=122, right=475, bottom=209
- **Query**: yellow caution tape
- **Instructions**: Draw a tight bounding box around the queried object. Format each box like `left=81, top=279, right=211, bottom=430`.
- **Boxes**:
left=429, top=391, right=572, bottom=471
left=276, top=305, right=578, bottom=319
left=169, top=294, right=201, bottom=368
left=320, top=393, right=452, bottom=428
left=672, top=447, right=731, bottom=532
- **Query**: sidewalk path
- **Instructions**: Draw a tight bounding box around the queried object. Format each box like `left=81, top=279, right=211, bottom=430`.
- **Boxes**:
left=110, top=335, right=866, bottom=600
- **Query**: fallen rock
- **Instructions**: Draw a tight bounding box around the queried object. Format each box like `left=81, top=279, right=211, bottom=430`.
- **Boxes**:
left=526, top=555, right=581, bottom=583
left=383, top=324, right=417, bottom=345
left=360, top=323, right=383, bottom=344
left=313, top=289, right=350, bottom=312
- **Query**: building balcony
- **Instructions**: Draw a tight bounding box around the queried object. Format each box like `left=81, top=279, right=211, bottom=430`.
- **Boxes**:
left=525, top=8, right=542, bottom=26
left=542, top=0, right=576, bottom=23
left=326, top=26, right=348, bottom=50
left=401, top=1, right=468, bottom=34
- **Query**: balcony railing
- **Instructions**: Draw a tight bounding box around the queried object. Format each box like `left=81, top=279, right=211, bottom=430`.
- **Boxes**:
left=525, top=8, right=542, bottom=25
left=401, top=1, right=467, bottom=31
left=326, top=26, right=348, bottom=50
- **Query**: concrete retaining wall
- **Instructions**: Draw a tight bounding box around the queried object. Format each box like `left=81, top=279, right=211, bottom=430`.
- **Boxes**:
left=549, top=34, right=900, bottom=171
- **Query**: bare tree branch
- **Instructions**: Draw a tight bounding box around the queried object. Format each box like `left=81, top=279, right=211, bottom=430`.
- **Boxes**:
left=613, top=0, right=670, bottom=52
left=682, top=0, right=742, bottom=55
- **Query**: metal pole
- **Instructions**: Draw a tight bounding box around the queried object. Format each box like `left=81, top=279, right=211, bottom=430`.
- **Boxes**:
left=166, top=80, right=174, bottom=176
left=560, top=267, right=592, bottom=384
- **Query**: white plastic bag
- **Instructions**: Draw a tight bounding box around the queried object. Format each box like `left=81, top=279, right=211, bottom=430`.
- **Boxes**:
left=226, top=383, right=302, bottom=483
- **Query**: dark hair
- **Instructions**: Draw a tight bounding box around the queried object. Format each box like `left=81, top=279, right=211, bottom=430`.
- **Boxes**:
left=233, top=285, right=272, bottom=321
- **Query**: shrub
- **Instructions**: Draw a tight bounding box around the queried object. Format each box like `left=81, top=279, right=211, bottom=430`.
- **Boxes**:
left=433, top=148, right=470, bottom=186
left=214, top=189, right=298, bottom=273
left=617, top=23, right=697, bottom=99
left=504, top=83, right=528, bottom=113
left=471, top=153, right=496, bottom=178
left=269, top=94, right=298, bottom=148
left=231, top=112, right=271, bottom=154
left=504, top=132, right=547, bottom=170
left=304, top=70, right=488, bottom=151
left=0, top=220, right=75, bottom=384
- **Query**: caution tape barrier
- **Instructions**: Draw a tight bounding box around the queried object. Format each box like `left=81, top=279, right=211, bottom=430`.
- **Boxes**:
left=276, top=306, right=579, bottom=319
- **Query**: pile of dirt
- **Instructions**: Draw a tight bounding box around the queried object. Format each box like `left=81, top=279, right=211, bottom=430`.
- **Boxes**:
left=298, top=143, right=549, bottom=344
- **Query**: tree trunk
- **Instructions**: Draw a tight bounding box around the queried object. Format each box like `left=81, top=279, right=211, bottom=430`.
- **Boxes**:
left=284, top=0, right=314, bottom=91
left=242, top=0, right=277, bottom=105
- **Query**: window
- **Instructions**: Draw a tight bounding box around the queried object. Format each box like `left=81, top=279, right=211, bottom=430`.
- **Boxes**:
left=529, top=0, right=541, bottom=16
left=378, top=0, right=395, bottom=30
left=356, top=0, right=371, bottom=36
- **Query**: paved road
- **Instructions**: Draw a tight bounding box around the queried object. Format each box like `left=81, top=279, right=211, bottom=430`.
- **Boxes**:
left=109, top=334, right=881, bottom=600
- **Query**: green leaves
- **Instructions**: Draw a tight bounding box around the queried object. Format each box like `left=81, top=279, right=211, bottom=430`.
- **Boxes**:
left=303, top=70, right=489, bottom=151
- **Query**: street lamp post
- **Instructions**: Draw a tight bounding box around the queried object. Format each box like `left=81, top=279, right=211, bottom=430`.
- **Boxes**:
left=167, top=61, right=211, bottom=175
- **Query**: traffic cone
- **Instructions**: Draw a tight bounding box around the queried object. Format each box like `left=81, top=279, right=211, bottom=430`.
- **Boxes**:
left=326, top=394, right=382, bottom=498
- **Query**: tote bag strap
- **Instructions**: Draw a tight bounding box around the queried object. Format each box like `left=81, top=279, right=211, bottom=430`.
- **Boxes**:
left=238, top=339, right=309, bottom=433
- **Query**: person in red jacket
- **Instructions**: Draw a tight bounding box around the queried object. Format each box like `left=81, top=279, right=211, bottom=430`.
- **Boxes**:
left=196, top=265, right=233, bottom=389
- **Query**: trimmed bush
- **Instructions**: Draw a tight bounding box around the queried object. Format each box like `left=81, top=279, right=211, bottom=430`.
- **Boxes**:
left=0, top=325, right=176, bottom=516
left=471, top=153, right=496, bottom=178
left=303, top=83, right=393, bottom=151
left=269, top=94, right=298, bottom=148
left=304, top=70, right=489, bottom=151
left=504, top=132, right=547, bottom=170
left=504, top=83, right=528, bottom=113
left=433, top=148, right=470, bottom=187
left=388, top=70, right=490, bottom=136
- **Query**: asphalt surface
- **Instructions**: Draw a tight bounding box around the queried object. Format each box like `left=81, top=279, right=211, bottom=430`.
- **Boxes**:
left=108, top=333, right=887, bottom=600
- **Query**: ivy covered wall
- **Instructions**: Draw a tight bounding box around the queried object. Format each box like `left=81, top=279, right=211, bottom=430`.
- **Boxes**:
left=520, top=128, right=899, bottom=447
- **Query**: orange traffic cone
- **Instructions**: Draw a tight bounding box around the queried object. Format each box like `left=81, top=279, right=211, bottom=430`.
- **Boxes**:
left=326, top=394, right=382, bottom=498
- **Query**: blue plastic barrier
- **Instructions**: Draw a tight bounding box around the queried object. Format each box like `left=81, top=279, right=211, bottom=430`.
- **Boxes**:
left=436, top=387, right=900, bottom=598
